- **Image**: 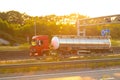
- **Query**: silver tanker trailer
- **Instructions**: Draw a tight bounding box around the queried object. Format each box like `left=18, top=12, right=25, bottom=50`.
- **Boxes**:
left=51, top=35, right=112, bottom=54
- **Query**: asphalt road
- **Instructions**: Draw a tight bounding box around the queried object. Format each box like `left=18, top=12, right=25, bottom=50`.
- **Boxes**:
left=1, top=68, right=120, bottom=80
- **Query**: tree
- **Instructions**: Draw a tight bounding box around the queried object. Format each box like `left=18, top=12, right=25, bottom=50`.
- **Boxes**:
left=0, top=12, right=7, bottom=21
left=6, top=10, right=24, bottom=24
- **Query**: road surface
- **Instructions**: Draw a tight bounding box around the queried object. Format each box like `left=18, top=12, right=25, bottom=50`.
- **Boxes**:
left=1, top=68, right=120, bottom=80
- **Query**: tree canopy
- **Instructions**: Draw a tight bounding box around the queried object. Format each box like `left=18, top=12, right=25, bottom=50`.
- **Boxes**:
left=0, top=10, right=119, bottom=45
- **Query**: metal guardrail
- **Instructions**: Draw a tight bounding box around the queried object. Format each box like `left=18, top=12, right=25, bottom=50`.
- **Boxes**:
left=0, top=58, right=120, bottom=69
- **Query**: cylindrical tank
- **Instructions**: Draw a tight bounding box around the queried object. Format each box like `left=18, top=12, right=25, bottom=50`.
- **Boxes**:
left=51, top=36, right=111, bottom=50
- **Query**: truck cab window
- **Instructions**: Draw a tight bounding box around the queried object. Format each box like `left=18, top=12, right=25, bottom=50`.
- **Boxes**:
left=38, top=40, right=43, bottom=46
left=31, top=40, right=37, bottom=46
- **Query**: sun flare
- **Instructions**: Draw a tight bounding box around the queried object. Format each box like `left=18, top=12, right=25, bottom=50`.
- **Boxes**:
left=0, top=0, right=120, bottom=17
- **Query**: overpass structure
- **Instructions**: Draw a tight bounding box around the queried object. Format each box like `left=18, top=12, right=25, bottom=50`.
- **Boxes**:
left=77, top=14, right=120, bottom=36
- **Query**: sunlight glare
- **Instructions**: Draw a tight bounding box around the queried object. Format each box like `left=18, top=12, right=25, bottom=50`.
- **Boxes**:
left=42, top=76, right=95, bottom=80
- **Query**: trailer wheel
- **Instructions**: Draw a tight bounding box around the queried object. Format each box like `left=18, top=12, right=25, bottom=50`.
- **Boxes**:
left=43, top=53, right=47, bottom=57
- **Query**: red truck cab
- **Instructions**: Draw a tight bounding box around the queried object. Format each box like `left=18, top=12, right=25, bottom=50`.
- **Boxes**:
left=30, top=35, right=49, bottom=56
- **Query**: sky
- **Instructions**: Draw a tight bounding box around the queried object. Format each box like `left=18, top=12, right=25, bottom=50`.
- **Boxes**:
left=0, top=0, right=120, bottom=17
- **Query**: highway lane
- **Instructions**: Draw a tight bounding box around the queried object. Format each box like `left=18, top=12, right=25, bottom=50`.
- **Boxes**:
left=1, top=68, right=120, bottom=80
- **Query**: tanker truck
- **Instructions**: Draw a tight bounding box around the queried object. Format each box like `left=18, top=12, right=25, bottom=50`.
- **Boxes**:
left=30, top=35, right=112, bottom=57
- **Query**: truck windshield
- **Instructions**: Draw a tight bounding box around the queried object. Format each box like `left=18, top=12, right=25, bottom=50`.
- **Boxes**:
left=31, top=40, right=36, bottom=46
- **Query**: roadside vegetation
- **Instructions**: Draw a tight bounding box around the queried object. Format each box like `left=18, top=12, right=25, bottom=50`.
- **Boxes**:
left=111, top=39, right=120, bottom=46
left=0, top=10, right=120, bottom=45
left=0, top=43, right=30, bottom=51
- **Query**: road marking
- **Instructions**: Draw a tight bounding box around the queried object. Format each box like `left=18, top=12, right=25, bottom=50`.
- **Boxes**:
left=100, top=77, right=115, bottom=80
left=0, top=68, right=120, bottom=80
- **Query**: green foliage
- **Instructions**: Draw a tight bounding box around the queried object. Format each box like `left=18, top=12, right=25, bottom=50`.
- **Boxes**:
left=0, top=30, right=15, bottom=44
left=18, top=43, right=30, bottom=50
left=0, top=10, right=120, bottom=44
left=0, top=43, right=30, bottom=51
left=111, top=39, right=120, bottom=46
left=6, top=10, right=23, bottom=24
